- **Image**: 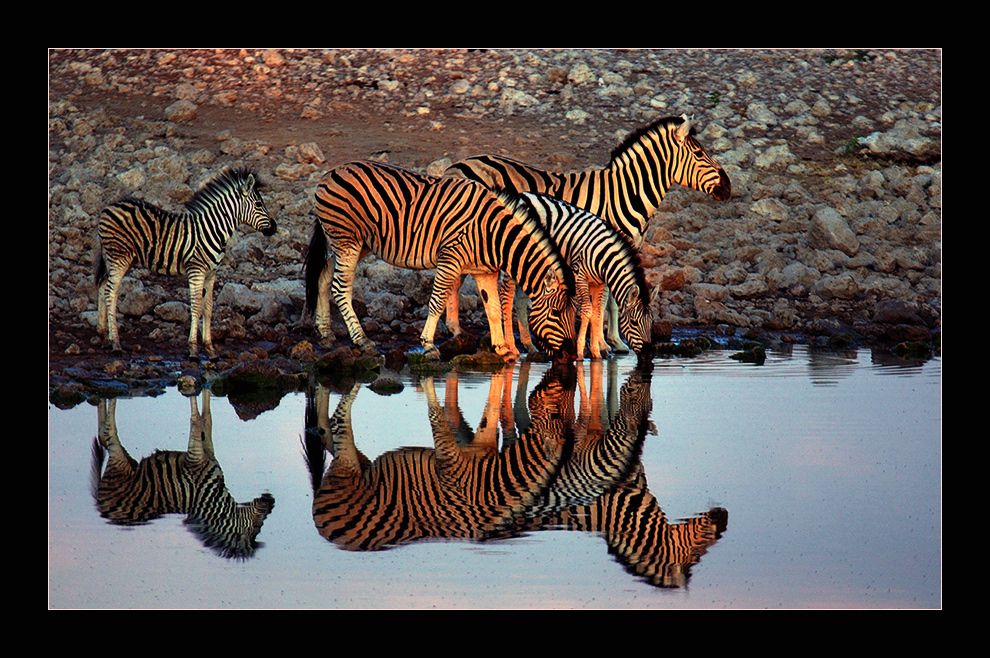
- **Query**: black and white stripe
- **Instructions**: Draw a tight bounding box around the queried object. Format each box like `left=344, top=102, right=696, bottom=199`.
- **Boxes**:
left=305, top=160, right=576, bottom=360
left=94, top=168, right=276, bottom=359
left=446, top=115, right=730, bottom=351
left=309, top=368, right=575, bottom=550
left=497, top=192, right=654, bottom=360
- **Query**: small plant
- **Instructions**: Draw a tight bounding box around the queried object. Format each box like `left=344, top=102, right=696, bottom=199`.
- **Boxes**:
left=707, top=90, right=722, bottom=107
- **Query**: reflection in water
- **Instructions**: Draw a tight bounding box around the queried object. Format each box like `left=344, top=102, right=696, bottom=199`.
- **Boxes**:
left=91, top=391, right=276, bottom=559
left=305, top=361, right=727, bottom=588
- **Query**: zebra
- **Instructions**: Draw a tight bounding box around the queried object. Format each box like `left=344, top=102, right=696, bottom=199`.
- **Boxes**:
left=304, top=161, right=576, bottom=361
left=91, top=392, right=276, bottom=560
left=308, top=366, right=576, bottom=551
left=446, top=114, right=730, bottom=352
left=450, top=192, right=655, bottom=360
left=94, top=167, right=277, bottom=360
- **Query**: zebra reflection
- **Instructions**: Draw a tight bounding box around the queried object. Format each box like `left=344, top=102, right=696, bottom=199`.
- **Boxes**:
left=91, top=391, right=275, bottom=559
left=307, top=366, right=575, bottom=550
left=518, top=361, right=728, bottom=588
left=305, top=362, right=726, bottom=588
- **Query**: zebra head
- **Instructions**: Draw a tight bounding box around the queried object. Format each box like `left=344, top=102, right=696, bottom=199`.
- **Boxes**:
left=236, top=170, right=277, bottom=236
left=670, top=115, right=731, bottom=202
left=528, top=270, right=577, bottom=361
left=618, top=285, right=653, bottom=357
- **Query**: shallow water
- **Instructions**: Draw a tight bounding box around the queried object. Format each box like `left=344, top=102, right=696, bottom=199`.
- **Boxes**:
left=48, top=345, right=941, bottom=609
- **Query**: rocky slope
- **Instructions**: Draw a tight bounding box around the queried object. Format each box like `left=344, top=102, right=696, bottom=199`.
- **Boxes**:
left=48, top=48, right=941, bottom=400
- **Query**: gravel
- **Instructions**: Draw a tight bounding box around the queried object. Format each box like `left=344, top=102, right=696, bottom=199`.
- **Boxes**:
left=48, top=48, right=942, bottom=387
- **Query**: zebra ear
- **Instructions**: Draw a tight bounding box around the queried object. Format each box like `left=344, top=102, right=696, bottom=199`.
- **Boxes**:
left=675, top=115, right=692, bottom=143
left=241, top=174, right=256, bottom=196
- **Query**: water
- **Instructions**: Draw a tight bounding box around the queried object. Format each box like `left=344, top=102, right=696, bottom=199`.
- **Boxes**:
left=48, top=345, right=941, bottom=609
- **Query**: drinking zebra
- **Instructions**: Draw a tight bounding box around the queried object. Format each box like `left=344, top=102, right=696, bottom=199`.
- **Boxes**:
left=449, top=192, right=655, bottom=360
left=94, top=168, right=277, bottom=360
left=304, top=161, right=576, bottom=361
left=446, top=114, right=730, bottom=351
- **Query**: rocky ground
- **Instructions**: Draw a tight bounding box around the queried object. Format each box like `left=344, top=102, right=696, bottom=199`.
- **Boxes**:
left=48, top=48, right=942, bottom=406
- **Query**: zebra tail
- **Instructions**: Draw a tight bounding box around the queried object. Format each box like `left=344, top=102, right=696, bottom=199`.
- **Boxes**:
left=93, top=243, right=107, bottom=287
left=304, top=221, right=328, bottom=315
left=90, top=437, right=106, bottom=500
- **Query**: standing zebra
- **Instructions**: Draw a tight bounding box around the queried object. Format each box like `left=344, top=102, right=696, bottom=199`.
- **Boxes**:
left=94, top=168, right=277, bottom=360
left=490, top=192, right=655, bottom=360
left=446, top=114, right=730, bottom=351
left=305, top=161, right=576, bottom=361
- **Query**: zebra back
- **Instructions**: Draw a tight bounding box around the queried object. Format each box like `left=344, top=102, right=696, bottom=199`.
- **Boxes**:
left=446, top=115, right=730, bottom=249
left=313, top=161, right=572, bottom=297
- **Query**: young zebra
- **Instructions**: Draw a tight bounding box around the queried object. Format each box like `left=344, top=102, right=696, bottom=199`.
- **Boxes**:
left=502, top=193, right=654, bottom=361
left=304, top=161, right=576, bottom=361
left=94, top=168, right=276, bottom=360
left=445, top=114, right=730, bottom=352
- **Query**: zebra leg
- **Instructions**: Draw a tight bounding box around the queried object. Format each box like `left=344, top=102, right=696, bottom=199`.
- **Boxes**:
left=314, top=260, right=336, bottom=345
left=96, top=397, right=135, bottom=477
left=605, top=288, right=630, bottom=354
left=575, top=273, right=593, bottom=360
left=513, top=289, right=536, bottom=354
left=200, top=270, right=218, bottom=360
left=420, top=265, right=462, bottom=360
left=497, top=274, right=520, bottom=360
left=188, top=390, right=215, bottom=460
left=187, top=269, right=207, bottom=359
left=99, top=259, right=132, bottom=352
left=444, top=275, right=465, bottom=338
left=330, top=245, right=376, bottom=354
left=589, top=283, right=611, bottom=360
left=473, top=272, right=514, bottom=360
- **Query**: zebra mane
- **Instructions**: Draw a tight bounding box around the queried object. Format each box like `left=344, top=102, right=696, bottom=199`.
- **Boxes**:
left=184, top=167, right=262, bottom=215
left=609, top=116, right=694, bottom=164
left=494, top=189, right=577, bottom=295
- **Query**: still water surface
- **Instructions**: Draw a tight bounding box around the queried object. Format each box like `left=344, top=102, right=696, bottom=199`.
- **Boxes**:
left=49, top=345, right=941, bottom=609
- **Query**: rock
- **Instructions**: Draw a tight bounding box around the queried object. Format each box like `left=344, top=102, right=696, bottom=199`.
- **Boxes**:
left=807, top=207, right=860, bottom=256
left=164, top=99, right=198, bottom=122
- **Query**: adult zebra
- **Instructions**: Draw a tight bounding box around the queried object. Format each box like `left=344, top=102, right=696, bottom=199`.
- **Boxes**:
left=91, top=392, right=276, bottom=560
left=456, top=192, right=654, bottom=360
left=305, top=161, right=576, bottom=361
left=94, top=168, right=277, bottom=360
left=445, top=114, right=730, bottom=351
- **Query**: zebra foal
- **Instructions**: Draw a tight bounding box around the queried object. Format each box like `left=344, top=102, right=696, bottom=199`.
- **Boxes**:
left=446, top=114, right=730, bottom=352
left=305, top=161, right=576, bottom=361
left=94, top=168, right=276, bottom=360
left=487, top=193, right=655, bottom=360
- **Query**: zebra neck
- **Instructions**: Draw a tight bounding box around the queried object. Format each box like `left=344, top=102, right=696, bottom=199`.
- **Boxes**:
left=602, top=154, right=669, bottom=244
left=182, top=209, right=240, bottom=255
